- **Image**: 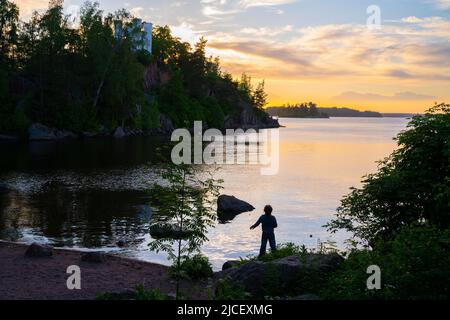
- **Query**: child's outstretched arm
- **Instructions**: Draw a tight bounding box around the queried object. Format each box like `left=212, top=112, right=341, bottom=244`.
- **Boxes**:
left=250, top=217, right=262, bottom=230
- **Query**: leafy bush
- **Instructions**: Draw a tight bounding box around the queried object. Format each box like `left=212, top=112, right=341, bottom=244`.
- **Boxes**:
left=96, top=284, right=167, bottom=300
left=259, top=242, right=308, bottom=262
left=170, top=254, right=214, bottom=280
left=322, top=224, right=450, bottom=300
left=237, top=243, right=309, bottom=265
left=214, top=279, right=250, bottom=300
left=327, top=104, right=450, bottom=244
left=134, top=284, right=167, bottom=300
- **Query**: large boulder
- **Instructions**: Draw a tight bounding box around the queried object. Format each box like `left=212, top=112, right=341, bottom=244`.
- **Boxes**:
left=25, top=242, right=53, bottom=258
left=217, top=195, right=255, bottom=222
left=113, top=126, right=126, bottom=138
left=222, top=260, right=242, bottom=271
left=217, top=253, right=344, bottom=298
left=29, top=123, right=57, bottom=140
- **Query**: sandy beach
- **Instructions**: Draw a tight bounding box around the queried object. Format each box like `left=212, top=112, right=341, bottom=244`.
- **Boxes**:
left=0, top=241, right=209, bottom=300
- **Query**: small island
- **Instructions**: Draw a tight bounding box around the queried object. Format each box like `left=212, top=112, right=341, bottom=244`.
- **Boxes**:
left=266, top=104, right=383, bottom=118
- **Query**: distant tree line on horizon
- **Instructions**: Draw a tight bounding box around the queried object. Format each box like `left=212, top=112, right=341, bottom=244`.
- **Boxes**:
left=266, top=102, right=329, bottom=118
left=0, top=0, right=269, bottom=135
left=266, top=104, right=383, bottom=118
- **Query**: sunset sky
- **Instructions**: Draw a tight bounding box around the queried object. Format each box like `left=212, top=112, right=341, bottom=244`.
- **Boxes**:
left=14, top=0, right=450, bottom=113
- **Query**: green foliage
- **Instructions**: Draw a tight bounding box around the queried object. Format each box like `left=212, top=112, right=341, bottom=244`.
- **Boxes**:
left=327, top=103, right=450, bottom=244
left=1, top=1, right=272, bottom=134
left=237, top=242, right=309, bottom=265
left=169, top=254, right=213, bottom=280
left=266, top=102, right=329, bottom=118
left=140, top=101, right=160, bottom=130
left=0, top=0, right=19, bottom=62
left=322, top=224, right=450, bottom=300
left=96, top=284, right=167, bottom=300
left=201, top=96, right=225, bottom=129
left=147, top=163, right=223, bottom=299
left=134, top=284, right=167, bottom=300
left=259, top=242, right=307, bottom=262
left=252, top=80, right=268, bottom=109
left=214, top=279, right=251, bottom=300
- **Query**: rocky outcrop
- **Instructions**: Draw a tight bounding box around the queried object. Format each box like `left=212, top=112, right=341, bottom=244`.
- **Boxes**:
left=150, top=224, right=193, bottom=240
left=144, top=60, right=171, bottom=91
left=113, top=126, right=126, bottom=139
left=222, top=260, right=242, bottom=271
left=136, top=205, right=153, bottom=221
left=82, top=131, right=98, bottom=138
left=217, top=195, right=255, bottom=223
left=0, top=134, right=19, bottom=141
left=217, top=253, right=344, bottom=298
left=223, top=99, right=280, bottom=130
left=29, top=123, right=77, bottom=141
left=29, top=123, right=57, bottom=140
left=25, top=243, right=53, bottom=258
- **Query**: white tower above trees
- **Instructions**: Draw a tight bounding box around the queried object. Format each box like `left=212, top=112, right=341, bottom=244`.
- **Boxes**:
left=143, top=22, right=153, bottom=53
left=114, top=19, right=153, bottom=54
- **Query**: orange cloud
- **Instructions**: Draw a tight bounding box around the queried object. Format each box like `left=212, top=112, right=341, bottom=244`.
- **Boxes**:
left=205, top=18, right=450, bottom=112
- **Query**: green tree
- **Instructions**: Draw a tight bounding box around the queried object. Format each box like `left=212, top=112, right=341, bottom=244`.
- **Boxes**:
left=147, top=163, right=222, bottom=299
left=252, top=80, right=268, bottom=109
left=0, top=0, right=19, bottom=131
left=327, top=103, right=450, bottom=244
left=0, top=0, right=19, bottom=62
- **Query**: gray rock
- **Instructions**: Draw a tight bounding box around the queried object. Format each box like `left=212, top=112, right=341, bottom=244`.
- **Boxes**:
left=136, top=205, right=153, bottom=221
left=56, top=130, right=77, bottom=139
left=81, top=252, right=106, bottom=263
left=223, top=99, right=280, bottom=130
left=25, top=242, right=53, bottom=258
left=218, top=253, right=344, bottom=298
left=217, top=195, right=255, bottom=222
left=82, top=131, right=97, bottom=138
left=222, top=260, right=242, bottom=271
left=29, top=123, right=57, bottom=140
left=0, top=134, right=19, bottom=141
left=150, top=224, right=193, bottom=240
left=113, top=126, right=126, bottom=138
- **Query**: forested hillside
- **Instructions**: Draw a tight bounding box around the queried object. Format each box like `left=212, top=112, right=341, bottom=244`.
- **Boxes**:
left=0, top=0, right=278, bottom=138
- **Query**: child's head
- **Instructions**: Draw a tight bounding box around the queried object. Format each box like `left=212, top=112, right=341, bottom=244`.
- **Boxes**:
left=264, top=205, right=273, bottom=216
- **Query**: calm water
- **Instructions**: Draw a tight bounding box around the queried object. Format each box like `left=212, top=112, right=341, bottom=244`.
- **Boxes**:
left=0, top=117, right=408, bottom=270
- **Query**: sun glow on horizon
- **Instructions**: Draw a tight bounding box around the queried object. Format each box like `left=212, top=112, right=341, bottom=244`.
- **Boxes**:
left=13, top=0, right=450, bottom=113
